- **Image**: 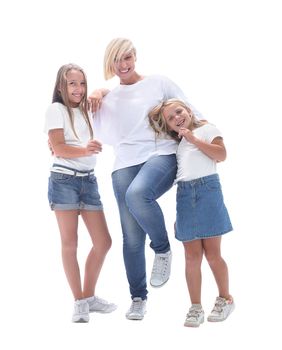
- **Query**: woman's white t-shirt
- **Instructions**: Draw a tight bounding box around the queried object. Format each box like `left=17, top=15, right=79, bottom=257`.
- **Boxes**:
left=175, top=123, right=223, bottom=182
left=44, top=102, right=96, bottom=171
left=93, top=75, right=203, bottom=171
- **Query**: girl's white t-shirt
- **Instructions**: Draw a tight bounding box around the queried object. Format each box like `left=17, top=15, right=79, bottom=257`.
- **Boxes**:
left=175, top=123, right=223, bottom=182
left=44, top=102, right=96, bottom=171
left=93, top=75, right=203, bottom=171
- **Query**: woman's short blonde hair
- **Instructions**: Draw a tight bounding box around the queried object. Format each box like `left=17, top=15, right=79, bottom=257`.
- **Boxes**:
left=104, top=38, right=136, bottom=80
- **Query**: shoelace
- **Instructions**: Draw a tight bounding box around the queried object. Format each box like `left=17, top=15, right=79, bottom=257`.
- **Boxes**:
left=75, top=302, right=88, bottom=313
left=130, top=300, right=144, bottom=313
left=212, top=298, right=227, bottom=313
left=152, top=256, right=168, bottom=275
left=186, top=308, right=202, bottom=321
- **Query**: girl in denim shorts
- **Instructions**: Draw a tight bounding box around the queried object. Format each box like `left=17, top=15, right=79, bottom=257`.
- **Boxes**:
left=44, top=64, right=116, bottom=323
left=149, top=99, right=234, bottom=328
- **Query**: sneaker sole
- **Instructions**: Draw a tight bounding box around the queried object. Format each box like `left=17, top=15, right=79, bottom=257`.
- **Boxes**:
left=126, top=311, right=146, bottom=321
left=72, top=317, right=89, bottom=323
left=126, top=315, right=145, bottom=320
left=150, top=278, right=169, bottom=288
left=89, top=307, right=117, bottom=314
left=184, top=318, right=204, bottom=327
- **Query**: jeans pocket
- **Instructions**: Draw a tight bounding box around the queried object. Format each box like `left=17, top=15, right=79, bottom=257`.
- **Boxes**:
left=204, top=179, right=221, bottom=192
left=51, top=172, right=73, bottom=183
left=88, top=174, right=97, bottom=184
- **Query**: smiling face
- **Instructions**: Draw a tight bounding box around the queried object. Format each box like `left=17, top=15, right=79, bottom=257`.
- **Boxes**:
left=162, top=103, right=193, bottom=132
left=65, top=69, right=86, bottom=107
left=113, top=50, right=138, bottom=84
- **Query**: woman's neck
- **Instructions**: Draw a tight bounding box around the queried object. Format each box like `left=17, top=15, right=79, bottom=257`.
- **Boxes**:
left=120, top=72, right=144, bottom=85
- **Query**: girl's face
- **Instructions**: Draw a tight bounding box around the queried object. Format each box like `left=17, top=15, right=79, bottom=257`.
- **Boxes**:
left=65, top=69, right=86, bottom=107
left=113, top=51, right=136, bottom=84
left=162, top=103, right=193, bottom=132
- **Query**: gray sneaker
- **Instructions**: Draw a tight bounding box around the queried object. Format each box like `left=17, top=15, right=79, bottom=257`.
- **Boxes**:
left=150, top=250, right=172, bottom=287
left=126, top=297, right=147, bottom=320
left=86, top=296, right=117, bottom=313
left=207, top=296, right=235, bottom=322
left=72, top=299, right=89, bottom=323
left=184, top=305, right=204, bottom=327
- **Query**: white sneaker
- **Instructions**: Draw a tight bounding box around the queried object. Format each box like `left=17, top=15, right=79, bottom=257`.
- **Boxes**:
left=86, top=296, right=117, bottom=313
left=184, top=305, right=204, bottom=327
left=207, top=296, right=235, bottom=322
left=72, top=299, right=89, bottom=323
left=126, top=297, right=147, bottom=320
left=150, top=250, right=172, bottom=287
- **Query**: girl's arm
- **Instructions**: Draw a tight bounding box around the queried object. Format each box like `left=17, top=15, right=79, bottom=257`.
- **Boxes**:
left=49, top=129, right=102, bottom=158
left=88, top=88, right=110, bottom=112
left=178, top=128, right=226, bottom=161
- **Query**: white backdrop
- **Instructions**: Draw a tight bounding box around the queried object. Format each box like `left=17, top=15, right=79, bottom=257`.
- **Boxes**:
left=1, top=0, right=281, bottom=349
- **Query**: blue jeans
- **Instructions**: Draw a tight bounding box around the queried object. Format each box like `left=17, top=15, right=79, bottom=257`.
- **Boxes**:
left=112, top=154, right=177, bottom=299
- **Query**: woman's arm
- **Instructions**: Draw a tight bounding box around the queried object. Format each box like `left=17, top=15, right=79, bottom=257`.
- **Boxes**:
left=88, top=88, right=110, bottom=112
left=48, top=129, right=102, bottom=158
left=178, top=128, right=226, bottom=162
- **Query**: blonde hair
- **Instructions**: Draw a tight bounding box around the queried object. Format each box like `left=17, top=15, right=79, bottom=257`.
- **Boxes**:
left=149, top=99, right=204, bottom=142
left=52, top=63, right=93, bottom=139
left=104, top=38, right=136, bottom=80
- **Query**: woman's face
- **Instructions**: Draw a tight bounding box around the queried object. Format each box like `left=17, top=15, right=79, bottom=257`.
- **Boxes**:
left=66, top=69, right=86, bottom=107
left=113, top=51, right=136, bottom=84
left=162, top=103, right=193, bottom=132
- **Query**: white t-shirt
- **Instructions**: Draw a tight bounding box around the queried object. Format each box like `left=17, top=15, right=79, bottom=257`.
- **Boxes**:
left=93, top=75, right=203, bottom=171
left=44, top=102, right=96, bottom=171
left=175, top=123, right=223, bottom=182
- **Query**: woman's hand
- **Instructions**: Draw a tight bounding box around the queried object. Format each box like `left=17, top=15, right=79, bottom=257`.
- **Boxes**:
left=88, top=88, right=110, bottom=112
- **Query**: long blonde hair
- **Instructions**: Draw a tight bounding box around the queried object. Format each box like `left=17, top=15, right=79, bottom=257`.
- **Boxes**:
left=104, top=38, right=136, bottom=80
left=52, top=63, right=93, bottom=139
left=149, top=99, right=204, bottom=142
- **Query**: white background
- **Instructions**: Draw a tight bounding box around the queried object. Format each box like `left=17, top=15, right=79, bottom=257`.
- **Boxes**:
left=1, top=0, right=281, bottom=349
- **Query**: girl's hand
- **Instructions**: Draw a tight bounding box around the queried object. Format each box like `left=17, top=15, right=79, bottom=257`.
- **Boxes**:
left=48, top=139, right=54, bottom=155
left=85, top=139, right=102, bottom=155
left=178, top=127, right=197, bottom=143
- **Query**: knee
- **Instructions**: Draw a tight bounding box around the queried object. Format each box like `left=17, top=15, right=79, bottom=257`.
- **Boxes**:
left=61, top=240, right=78, bottom=254
left=185, top=250, right=203, bottom=267
left=125, top=186, right=142, bottom=209
left=98, top=236, right=112, bottom=255
left=204, top=251, right=222, bottom=266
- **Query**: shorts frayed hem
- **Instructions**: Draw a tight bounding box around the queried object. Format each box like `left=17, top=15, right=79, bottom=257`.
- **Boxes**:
left=50, top=202, right=103, bottom=211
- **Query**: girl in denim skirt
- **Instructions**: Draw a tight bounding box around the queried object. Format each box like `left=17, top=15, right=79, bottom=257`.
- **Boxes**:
left=44, top=64, right=116, bottom=323
left=149, top=98, right=234, bottom=328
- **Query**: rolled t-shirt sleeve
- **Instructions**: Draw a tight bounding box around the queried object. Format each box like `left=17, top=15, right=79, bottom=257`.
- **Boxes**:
left=44, top=103, right=65, bottom=134
left=204, top=124, right=223, bottom=143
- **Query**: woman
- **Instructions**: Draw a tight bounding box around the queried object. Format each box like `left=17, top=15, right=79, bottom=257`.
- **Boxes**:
left=89, top=38, right=203, bottom=320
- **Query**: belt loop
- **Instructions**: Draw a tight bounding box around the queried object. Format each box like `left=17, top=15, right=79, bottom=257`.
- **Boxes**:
left=74, top=170, right=77, bottom=176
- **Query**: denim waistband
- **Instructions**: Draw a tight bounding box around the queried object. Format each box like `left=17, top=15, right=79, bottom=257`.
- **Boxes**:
left=51, top=164, right=94, bottom=177
left=177, top=173, right=219, bottom=188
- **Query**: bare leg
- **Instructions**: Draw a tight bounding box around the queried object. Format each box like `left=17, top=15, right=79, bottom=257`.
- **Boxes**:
left=203, top=237, right=230, bottom=299
left=55, top=210, right=82, bottom=300
left=81, top=210, right=112, bottom=298
left=183, top=240, right=204, bottom=304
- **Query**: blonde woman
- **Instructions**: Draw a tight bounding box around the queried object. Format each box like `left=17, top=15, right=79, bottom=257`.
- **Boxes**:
left=89, top=38, right=203, bottom=320
left=45, top=64, right=116, bottom=322
left=149, top=99, right=234, bottom=327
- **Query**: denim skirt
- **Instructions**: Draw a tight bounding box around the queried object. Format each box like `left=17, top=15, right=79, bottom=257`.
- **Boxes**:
left=175, top=174, right=233, bottom=242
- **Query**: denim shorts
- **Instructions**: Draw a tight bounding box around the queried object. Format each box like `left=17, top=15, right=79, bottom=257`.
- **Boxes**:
left=48, top=167, right=103, bottom=211
left=175, top=174, right=233, bottom=242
